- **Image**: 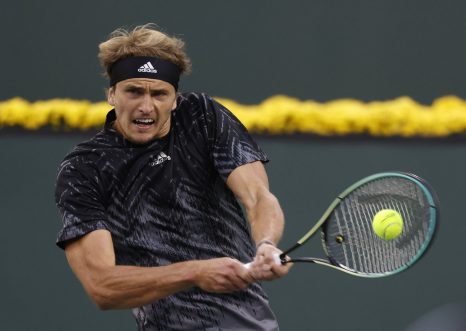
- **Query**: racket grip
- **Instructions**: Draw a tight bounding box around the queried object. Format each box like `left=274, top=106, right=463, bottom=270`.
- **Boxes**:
left=244, top=253, right=282, bottom=269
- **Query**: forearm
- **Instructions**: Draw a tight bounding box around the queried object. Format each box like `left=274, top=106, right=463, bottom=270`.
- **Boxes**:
left=66, top=230, right=254, bottom=310
left=246, top=191, right=285, bottom=245
left=225, top=161, right=291, bottom=279
left=83, top=261, right=198, bottom=310
left=245, top=191, right=292, bottom=280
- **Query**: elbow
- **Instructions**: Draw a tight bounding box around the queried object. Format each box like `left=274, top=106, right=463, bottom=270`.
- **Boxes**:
left=92, top=293, right=114, bottom=311
left=87, top=284, right=117, bottom=310
left=95, top=298, right=113, bottom=311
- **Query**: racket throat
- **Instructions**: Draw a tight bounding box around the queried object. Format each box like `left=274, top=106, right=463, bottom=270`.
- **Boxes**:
left=280, top=243, right=302, bottom=263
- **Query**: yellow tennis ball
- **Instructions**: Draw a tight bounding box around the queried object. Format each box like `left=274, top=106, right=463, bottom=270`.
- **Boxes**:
left=372, top=209, right=403, bottom=240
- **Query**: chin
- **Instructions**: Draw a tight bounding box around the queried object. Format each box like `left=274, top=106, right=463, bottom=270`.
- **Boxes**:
left=125, top=132, right=157, bottom=144
left=131, top=136, right=156, bottom=144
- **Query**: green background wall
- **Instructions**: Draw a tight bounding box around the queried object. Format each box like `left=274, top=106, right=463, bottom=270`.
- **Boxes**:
left=2, top=0, right=466, bottom=103
left=1, top=135, right=465, bottom=330
left=1, top=1, right=466, bottom=330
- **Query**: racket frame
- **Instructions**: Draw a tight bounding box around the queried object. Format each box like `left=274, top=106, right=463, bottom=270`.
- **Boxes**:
left=279, top=172, right=439, bottom=278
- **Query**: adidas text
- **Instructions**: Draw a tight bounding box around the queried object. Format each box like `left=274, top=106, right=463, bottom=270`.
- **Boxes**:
left=150, top=152, right=171, bottom=166
left=138, top=62, right=158, bottom=74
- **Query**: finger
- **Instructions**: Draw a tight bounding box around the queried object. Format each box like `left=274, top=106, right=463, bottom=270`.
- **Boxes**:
left=239, top=265, right=256, bottom=283
left=270, top=260, right=292, bottom=277
left=252, top=254, right=271, bottom=270
left=231, top=261, right=256, bottom=289
left=237, top=273, right=254, bottom=288
left=210, top=275, right=245, bottom=293
left=255, top=269, right=281, bottom=281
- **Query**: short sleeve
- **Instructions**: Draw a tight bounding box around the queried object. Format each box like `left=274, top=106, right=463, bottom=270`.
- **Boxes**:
left=203, top=95, right=269, bottom=181
left=55, top=159, right=108, bottom=249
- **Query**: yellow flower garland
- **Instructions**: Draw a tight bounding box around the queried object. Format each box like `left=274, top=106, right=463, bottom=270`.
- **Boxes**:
left=1, top=95, right=466, bottom=137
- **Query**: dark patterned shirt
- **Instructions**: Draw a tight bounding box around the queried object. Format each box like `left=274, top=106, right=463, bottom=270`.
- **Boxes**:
left=55, top=92, right=279, bottom=331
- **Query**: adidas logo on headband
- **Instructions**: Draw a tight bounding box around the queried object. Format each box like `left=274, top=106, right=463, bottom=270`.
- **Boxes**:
left=138, top=62, right=158, bottom=74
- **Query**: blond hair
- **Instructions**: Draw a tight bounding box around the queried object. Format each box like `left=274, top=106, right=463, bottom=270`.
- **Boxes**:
left=98, top=24, right=192, bottom=77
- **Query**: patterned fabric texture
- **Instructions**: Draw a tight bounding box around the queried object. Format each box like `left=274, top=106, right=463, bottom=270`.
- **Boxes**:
left=55, top=92, right=278, bottom=330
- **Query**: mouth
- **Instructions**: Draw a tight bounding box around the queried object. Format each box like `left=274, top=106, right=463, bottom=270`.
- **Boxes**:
left=133, top=118, right=155, bottom=129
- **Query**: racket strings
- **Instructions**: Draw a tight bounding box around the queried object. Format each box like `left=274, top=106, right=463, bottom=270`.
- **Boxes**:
left=324, top=176, right=434, bottom=275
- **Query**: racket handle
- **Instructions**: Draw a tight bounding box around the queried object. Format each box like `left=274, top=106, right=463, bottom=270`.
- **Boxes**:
left=244, top=253, right=282, bottom=269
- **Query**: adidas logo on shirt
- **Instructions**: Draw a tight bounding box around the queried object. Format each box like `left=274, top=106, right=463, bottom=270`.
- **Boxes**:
left=138, top=62, right=158, bottom=74
left=150, top=152, right=171, bottom=166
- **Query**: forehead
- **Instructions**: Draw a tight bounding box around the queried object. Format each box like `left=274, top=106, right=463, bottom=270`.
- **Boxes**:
left=117, top=78, right=173, bottom=90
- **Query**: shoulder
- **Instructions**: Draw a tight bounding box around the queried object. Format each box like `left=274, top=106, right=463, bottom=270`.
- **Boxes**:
left=177, top=91, right=214, bottom=107
left=176, top=92, right=230, bottom=114
left=174, top=92, right=236, bottom=125
left=172, top=92, right=216, bottom=130
left=57, top=131, right=110, bottom=179
left=174, top=92, right=210, bottom=120
left=55, top=137, right=107, bottom=206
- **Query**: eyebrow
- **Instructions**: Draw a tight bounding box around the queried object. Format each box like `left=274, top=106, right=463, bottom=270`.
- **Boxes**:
left=124, top=84, right=169, bottom=93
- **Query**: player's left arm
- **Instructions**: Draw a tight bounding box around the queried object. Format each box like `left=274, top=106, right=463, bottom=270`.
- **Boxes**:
left=226, top=161, right=291, bottom=280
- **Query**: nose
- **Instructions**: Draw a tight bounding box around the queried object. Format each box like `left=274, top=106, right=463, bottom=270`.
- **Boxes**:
left=139, top=93, right=155, bottom=114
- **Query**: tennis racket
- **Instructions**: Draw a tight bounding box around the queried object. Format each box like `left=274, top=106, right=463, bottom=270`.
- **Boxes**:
left=248, top=172, right=439, bottom=278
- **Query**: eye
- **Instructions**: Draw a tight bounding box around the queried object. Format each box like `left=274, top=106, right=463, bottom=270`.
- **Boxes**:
left=126, top=87, right=143, bottom=96
left=152, top=90, right=168, bottom=97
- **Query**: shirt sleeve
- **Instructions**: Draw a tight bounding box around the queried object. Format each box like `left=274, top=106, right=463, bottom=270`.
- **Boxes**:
left=203, top=94, right=269, bottom=181
left=55, top=158, right=109, bottom=249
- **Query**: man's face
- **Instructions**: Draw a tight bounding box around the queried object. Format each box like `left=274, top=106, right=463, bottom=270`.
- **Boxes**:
left=107, top=78, right=177, bottom=144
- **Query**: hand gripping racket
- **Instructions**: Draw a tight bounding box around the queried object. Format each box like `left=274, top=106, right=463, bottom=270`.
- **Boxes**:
left=250, top=172, right=439, bottom=278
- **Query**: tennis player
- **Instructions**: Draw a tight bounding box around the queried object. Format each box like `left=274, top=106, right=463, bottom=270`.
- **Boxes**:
left=55, top=24, right=291, bottom=330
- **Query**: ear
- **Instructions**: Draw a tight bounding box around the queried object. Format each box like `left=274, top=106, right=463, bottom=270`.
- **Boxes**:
left=171, top=97, right=177, bottom=111
left=107, top=87, right=115, bottom=106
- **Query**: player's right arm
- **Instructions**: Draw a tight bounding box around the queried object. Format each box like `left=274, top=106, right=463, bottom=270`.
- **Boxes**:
left=65, top=229, right=253, bottom=310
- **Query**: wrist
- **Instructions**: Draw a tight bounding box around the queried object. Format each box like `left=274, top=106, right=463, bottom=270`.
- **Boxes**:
left=256, top=239, right=275, bottom=250
left=185, top=260, right=202, bottom=286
